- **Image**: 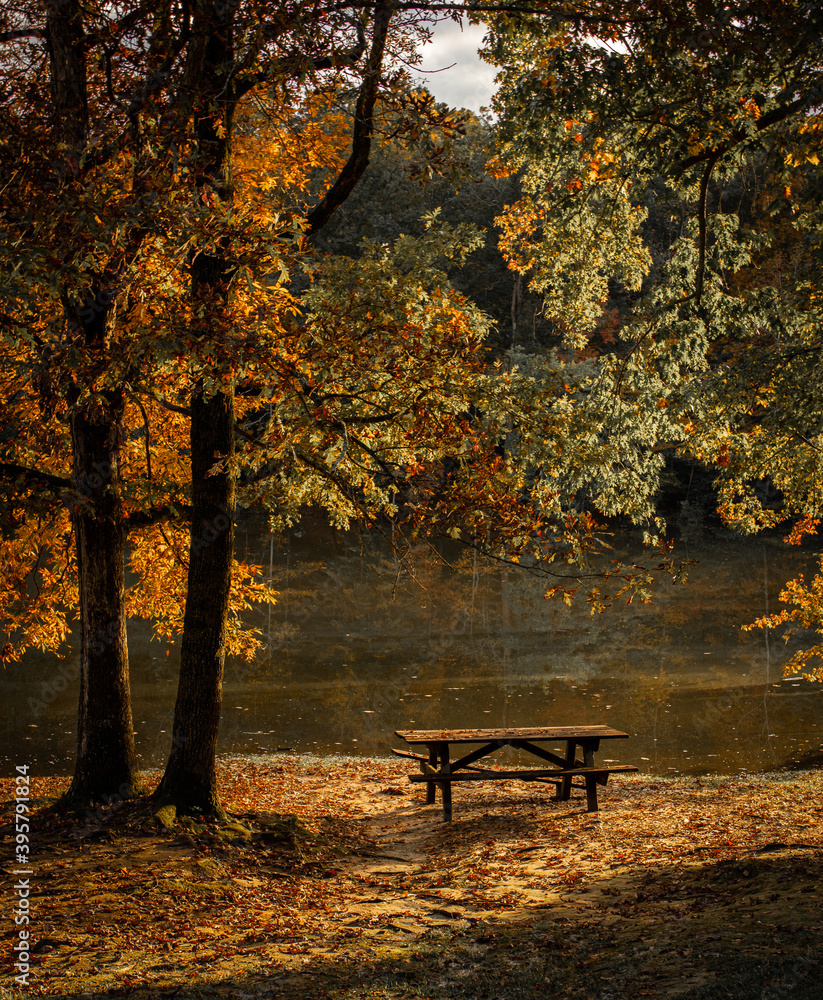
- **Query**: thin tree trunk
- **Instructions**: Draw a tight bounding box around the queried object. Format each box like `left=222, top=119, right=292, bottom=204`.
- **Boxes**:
left=511, top=272, right=522, bottom=348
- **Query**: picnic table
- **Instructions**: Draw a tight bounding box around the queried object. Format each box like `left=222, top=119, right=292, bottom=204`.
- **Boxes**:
left=393, top=725, right=637, bottom=821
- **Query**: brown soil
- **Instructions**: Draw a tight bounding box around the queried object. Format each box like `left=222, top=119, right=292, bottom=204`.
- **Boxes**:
left=1, top=756, right=822, bottom=999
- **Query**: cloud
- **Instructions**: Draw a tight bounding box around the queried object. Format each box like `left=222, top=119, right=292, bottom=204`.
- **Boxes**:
left=408, top=20, right=497, bottom=114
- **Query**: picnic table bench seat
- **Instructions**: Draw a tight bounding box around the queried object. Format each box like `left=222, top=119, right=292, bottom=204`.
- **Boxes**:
left=393, top=725, right=637, bottom=821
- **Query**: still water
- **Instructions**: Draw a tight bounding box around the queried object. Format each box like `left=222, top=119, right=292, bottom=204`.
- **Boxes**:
left=3, top=516, right=823, bottom=778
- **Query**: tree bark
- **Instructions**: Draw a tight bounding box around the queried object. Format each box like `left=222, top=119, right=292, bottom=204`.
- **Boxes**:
left=305, top=1, right=394, bottom=236
left=153, top=382, right=234, bottom=818
left=46, top=0, right=143, bottom=806
left=154, top=0, right=236, bottom=818
left=65, top=394, right=143, bottom=804
left=156, top=0, right=396, bottom=819
left=45, top=0, right=87, bottom=153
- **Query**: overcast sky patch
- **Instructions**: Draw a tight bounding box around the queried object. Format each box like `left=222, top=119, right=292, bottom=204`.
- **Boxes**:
left=408, top=19, right=497, bottom=114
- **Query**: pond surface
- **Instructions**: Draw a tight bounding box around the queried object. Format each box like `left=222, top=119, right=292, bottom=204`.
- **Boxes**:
left=3, top=516, right=823, bottom=778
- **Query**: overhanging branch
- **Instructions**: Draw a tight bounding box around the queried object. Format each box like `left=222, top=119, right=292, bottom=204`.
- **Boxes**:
left=305, top=0, right=395, bottom=236
left=125, top=503, right=191, bottom=529
left=0, top=463, right=70, bottom=492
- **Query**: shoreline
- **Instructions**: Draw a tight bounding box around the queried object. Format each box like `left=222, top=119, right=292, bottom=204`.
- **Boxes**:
left=6, top=747, right=821, bottom=786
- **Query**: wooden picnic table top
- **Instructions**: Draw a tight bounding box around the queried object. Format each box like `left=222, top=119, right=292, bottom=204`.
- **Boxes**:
left=395, top=725, right=629, bottom=744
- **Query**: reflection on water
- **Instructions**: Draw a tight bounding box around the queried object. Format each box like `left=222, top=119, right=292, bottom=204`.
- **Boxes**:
left=3, top=515, right=823, bottom=778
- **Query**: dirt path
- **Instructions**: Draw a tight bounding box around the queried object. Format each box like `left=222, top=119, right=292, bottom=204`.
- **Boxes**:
left=2, top=757, right=822, bottom=999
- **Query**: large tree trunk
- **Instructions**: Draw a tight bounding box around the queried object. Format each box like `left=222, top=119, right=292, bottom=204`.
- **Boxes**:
left=47, top=0, right=142, bottom=807
left=65, top=394, right=143, bottom=805
left=155, top=0, right=236, bottom=818
left=155, top=0, right=395, bottom=820
left=153, top=382, right=234, bottom=818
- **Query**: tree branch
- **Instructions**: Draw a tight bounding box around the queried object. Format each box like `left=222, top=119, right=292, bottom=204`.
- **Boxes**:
left=125, top=503, right=191, bottom=529
left=305, top=0, right=395, bottom=236
left=0, top=463, right=70, bottom=492
left=131, top=389, right=192, bottom=417
left=80, top=10, right=192, bottom=173
left=677, top=95, right=808, bottom=172
left=231, top=13, right=368, bottom=102
left=0, top=29, right=44, bottom=42
left=694, top=148, right=723, bottom=306
left=322, top=1, right=655, bottom=26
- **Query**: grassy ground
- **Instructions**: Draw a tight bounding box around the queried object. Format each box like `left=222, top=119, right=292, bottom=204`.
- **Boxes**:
left=2, top=756, right=822, bottom=999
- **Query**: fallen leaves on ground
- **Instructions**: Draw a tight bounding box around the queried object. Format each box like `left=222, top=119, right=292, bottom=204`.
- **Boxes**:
left=1, top=757, right=822, bottom=999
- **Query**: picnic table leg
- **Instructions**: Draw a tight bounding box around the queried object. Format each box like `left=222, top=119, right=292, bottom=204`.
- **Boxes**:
left=559, top=740, right=576, bottom=801
left=582, top=743, right=598, bottom=812
left=437, top=742, right=452, bottom=822
left=425, top=745, right=437, bottom=804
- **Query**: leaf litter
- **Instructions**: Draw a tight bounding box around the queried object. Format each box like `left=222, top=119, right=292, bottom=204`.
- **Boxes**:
left=1, top=756, right=822, bottom=999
